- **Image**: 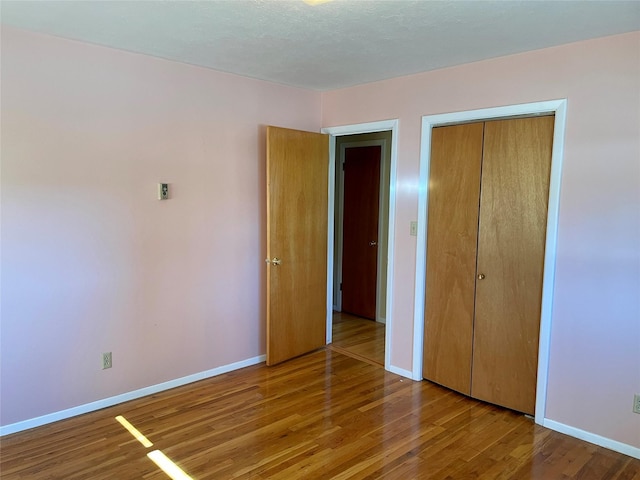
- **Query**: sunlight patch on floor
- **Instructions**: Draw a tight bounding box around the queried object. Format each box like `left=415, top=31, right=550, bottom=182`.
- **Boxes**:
left=147, top=450, right=194, bottom=480
left=115, top=415, right=153, bottom=448
left=116, top=415, right=194, bottom=479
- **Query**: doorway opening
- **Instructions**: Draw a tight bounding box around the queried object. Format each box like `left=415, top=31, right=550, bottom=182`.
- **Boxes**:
left=322, top=120, right=399, bottom=372
left=331, top=135, right=390, bottom=366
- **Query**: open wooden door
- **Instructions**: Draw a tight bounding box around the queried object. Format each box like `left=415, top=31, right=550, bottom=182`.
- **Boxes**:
left=266, top=126, right=329, bottom=366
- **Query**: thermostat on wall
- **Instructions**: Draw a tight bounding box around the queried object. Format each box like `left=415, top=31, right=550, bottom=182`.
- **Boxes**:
left=158, top=183, right=169, bottom=200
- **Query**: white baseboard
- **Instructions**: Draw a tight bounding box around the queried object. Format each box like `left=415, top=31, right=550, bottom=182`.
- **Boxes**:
left=543, top=418, right=640, bottom=459
left=0, top=354, right=266, bottom=437
left=387, top=364, right=414, bottom=380
left=376, top=316, right=386, bottom=325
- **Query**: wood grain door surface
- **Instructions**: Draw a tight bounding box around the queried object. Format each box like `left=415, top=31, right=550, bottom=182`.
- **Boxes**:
left=423, top=123, right=484, bottom=395
left=471, top=116, right=554, bottom=414
left=266, top=126, right=329, bottom=366
left=341, top=145, right=381, bottom=320
left=423, top=115, right=554, bottom=415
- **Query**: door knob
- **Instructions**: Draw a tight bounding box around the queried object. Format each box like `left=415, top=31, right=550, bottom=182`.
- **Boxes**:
left=369, top=241, right=378, bottom=247
left=271, top=258, right=282, bottom=266
left=477, top=273, right=485, bottom=280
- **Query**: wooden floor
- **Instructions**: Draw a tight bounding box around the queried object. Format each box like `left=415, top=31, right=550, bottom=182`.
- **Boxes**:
left=2, top=350, right=638, bottom=479
left=329, top=311, right=385, bottom=366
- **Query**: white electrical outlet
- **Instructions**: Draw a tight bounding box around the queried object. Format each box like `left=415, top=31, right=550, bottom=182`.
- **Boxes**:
left=103, top=352, right=112, bottom=370
left=410, top=221, right=418, bottom=236
left=633, top=394, right=640, bottom=414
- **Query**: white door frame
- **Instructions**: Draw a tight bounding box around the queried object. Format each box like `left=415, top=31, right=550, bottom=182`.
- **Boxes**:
left=413, top=100, right=567, bottom=425
left=322, top=120, right=399, bottom=371
left=335, top=139, right=388, bottom=324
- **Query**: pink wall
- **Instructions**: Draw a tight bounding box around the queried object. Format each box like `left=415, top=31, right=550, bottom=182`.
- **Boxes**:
left=1, top=27, right=321, bottom=426
left=322, top=32, right=640, bottom=448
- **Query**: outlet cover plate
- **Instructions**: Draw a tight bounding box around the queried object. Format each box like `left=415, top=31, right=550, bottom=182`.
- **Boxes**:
left=103, top=352, right=112, bottom=369
left=633, top=394, right=640, bottom=414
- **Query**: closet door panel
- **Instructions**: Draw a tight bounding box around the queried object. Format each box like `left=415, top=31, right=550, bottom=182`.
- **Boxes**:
left=423, top=122, right=484, bottom=394
left=471, top=116, right=554, bottom=414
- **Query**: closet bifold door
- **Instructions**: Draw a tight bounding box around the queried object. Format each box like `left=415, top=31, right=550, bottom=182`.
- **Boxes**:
left=423, top=122, right=484, bottom=394
left=471, top=116, right=554, bottom=415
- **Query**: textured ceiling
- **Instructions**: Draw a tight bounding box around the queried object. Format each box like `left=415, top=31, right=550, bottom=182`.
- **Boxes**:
left=1, top=0, right=639, bottom=90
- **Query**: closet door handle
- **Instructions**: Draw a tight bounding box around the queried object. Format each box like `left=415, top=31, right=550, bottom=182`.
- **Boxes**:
left=477, top=273, right=486, bottom=280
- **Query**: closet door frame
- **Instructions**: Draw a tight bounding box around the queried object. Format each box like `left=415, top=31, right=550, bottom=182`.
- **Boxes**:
left=413, top=99, right=568, bottom=426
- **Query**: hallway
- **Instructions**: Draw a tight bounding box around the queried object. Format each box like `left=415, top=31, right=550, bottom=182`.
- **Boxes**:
left=329, top=311, right=385, bottom=367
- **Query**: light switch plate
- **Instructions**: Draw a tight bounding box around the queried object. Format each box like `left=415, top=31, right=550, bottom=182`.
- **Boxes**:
left=410, top=221, right=418, bottom=236
left=158, top=183, right=169, bottom=200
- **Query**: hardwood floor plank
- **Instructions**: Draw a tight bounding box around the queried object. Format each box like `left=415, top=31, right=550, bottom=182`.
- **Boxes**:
left=331, top=312, right=385, bottom=366
left=1, top=349, right=638, bottom=479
